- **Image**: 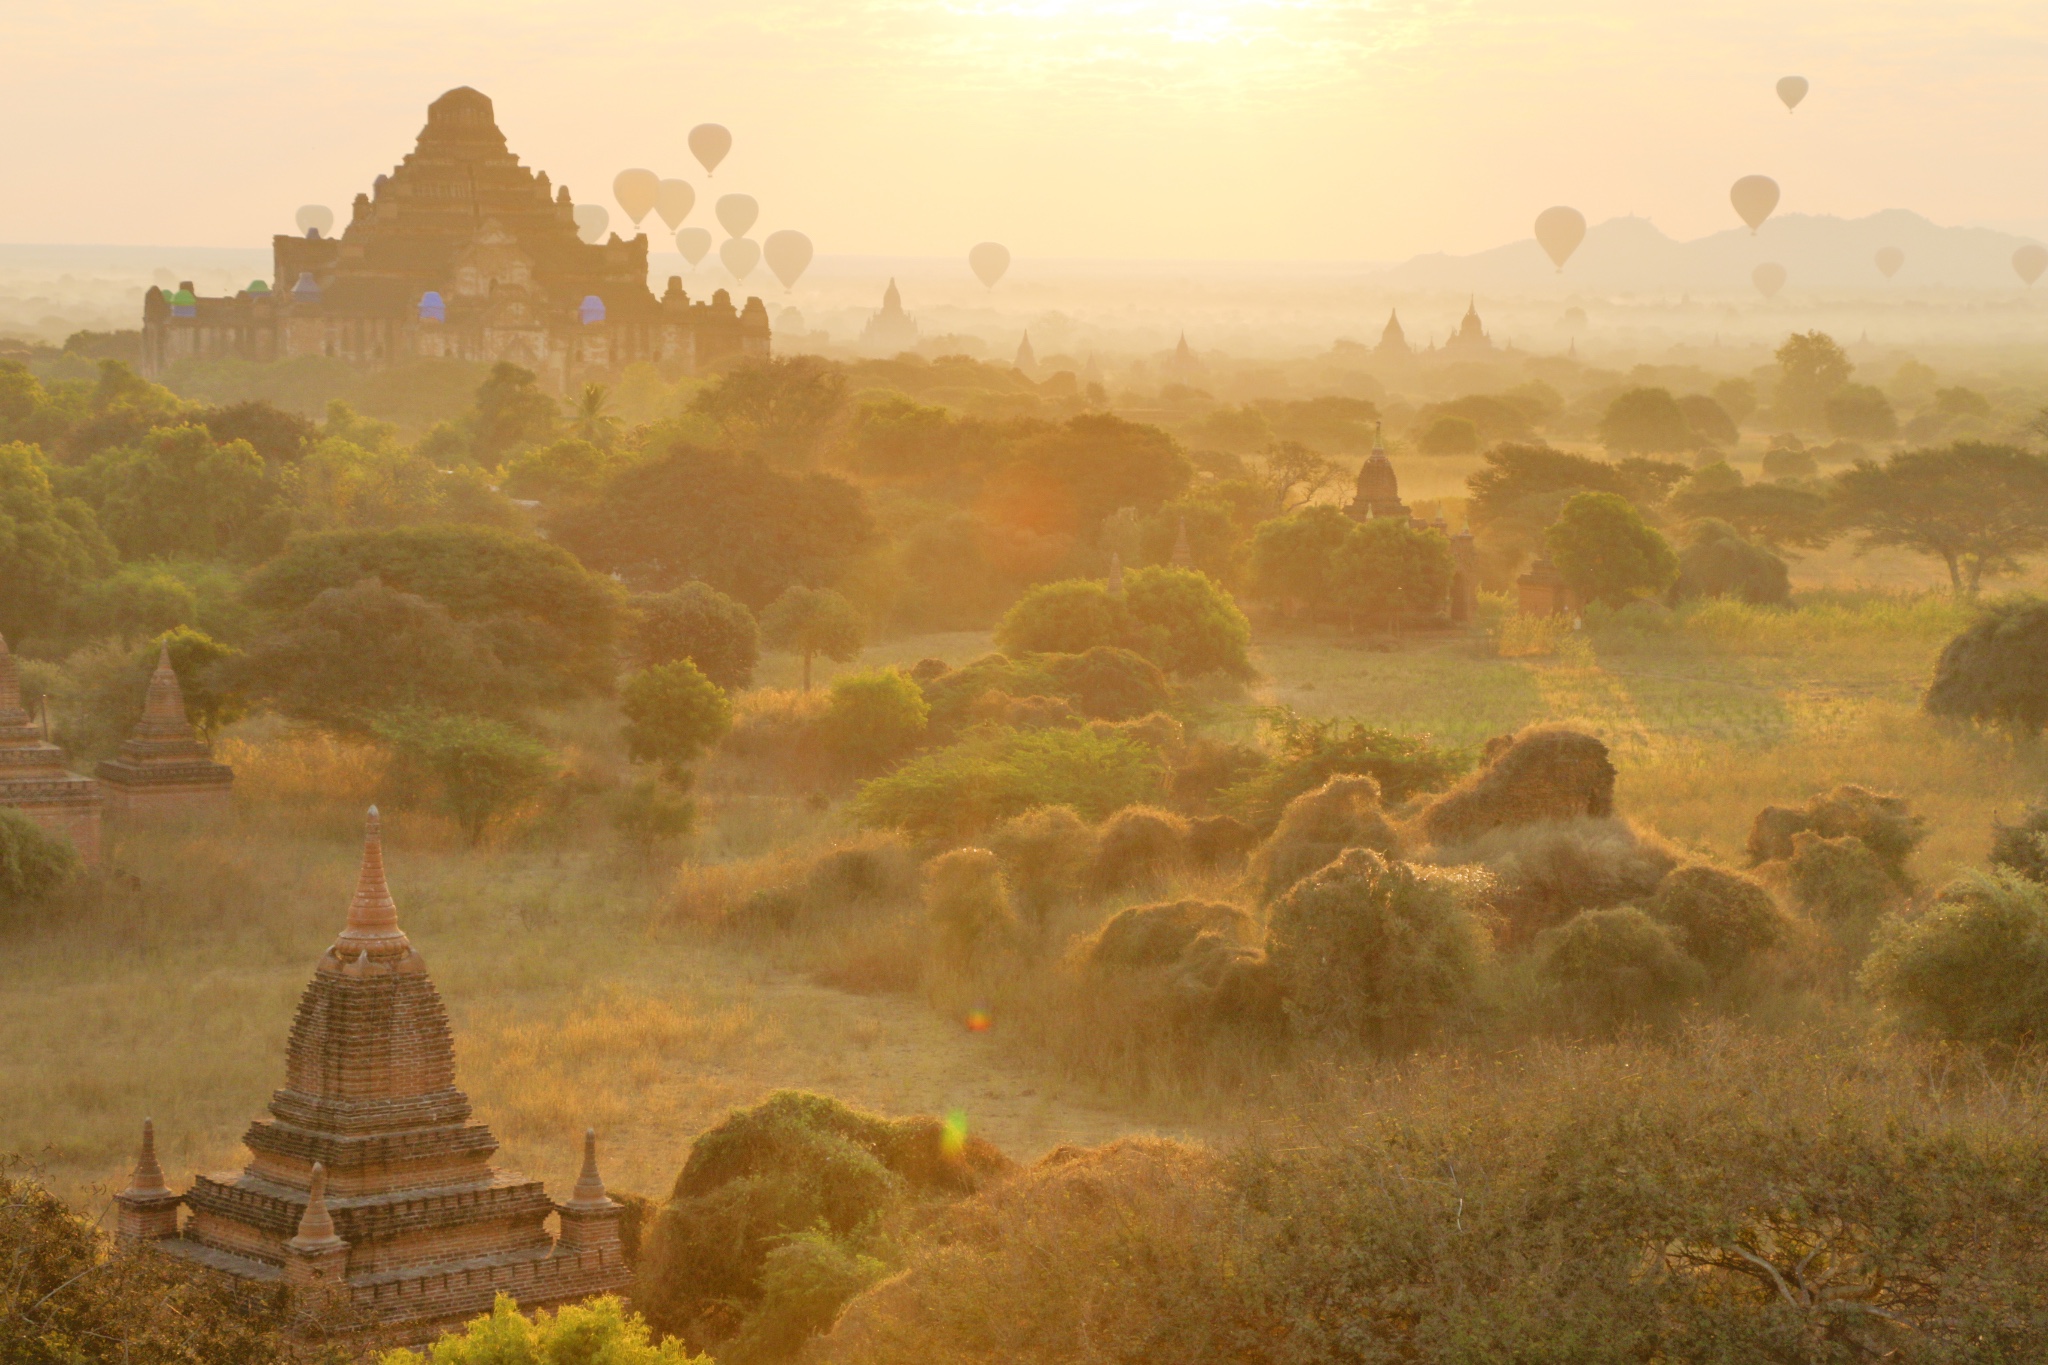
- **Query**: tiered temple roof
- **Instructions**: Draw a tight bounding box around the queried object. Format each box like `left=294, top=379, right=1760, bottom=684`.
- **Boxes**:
left=118, top=809, right=627, bottom=1343
left=0, top=631, right=101, bottom=865
left=1345, top=426, right=1411, bottom=523
left=95, top=645, right=234, bottom=815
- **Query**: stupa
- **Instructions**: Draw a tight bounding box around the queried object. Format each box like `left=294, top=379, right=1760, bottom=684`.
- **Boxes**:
left=95, top=645, right=234, bottom=817
left=116, top=809, right=627, bottom=1343
left=1344, top=426, right=1411, bottom=523
left=860, top=279, right=918, bottom=355
left=0, top=631, right=101, bottom=865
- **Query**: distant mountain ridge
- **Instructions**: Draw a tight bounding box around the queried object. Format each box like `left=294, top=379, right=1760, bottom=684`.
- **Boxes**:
left=1369, top=210, right=2046, bottom=295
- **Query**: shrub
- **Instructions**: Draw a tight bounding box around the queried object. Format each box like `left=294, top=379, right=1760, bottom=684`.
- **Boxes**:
left=1440, top=816, right=1677, bottom=945
left=1121, top=564, right=1253, bottom=678
left=636, top=1092, right=1010, bottom=1354
left=0, top=807, right=80, bottom=907
left=1600, top=387, right=1692, bottom=455
left=380, top=1293, right=702, bottom=1364
left=1862, top=870, right=2048, bottom=1042
left=1090, top=805, right=1190, bottom=892
left=1537, top=907, right=1704, bottom=1034
left=1266, top=849, right=1490, bottom=1051
left=1084, top=712, right=1183, bottom=756
left=915, top=653, right=1062, bottom=738
left=995, top=580, right=1126, bottom=656
left=818, top=669, right=929, bottom=775
left=1745, top=784, right=1924, bottom=886
left=610, top=777, right=696, bottom=856
left=1925, top=596, right=2048, bottom=735
left=1417, top=725, right=1615, bottom=846
left=1085, top=899, right=1255, bottom=972
left=1187, top=813, right=1258, bottom=869
left=1760, top=445, right=1819, bottom=481
left=1646, top=864, right=1787, bottom=977
left=1780, top=831, right=1899, bottom=968
left=631, top=582, right=760, bottom=690
left=924, top=848, right=1016, bottom=964
left=987, top=805, right=1095, bottom=925
left=853, top=728, right=1166, bottom=841
left=1418, top=413, right=1480, bottom=454
left=718, top=687, right=831, bottom=790
left=1991, top=803, right=2048, bottom=883
left=373, top=712, right=560, bottom=844
left=1249, top=774, right=1399, bottom=904
left=1221, top=707, right=1467, bottom=829
left=723, top=1231, right=890, bottom=1365
left=622, top=661, right=733, bottom=779
left=1544, top=490, right=1678, bottom=607
left=1672, top=518, right=1790, bottom=606
left=1044, top=646, right=1168, bottom=720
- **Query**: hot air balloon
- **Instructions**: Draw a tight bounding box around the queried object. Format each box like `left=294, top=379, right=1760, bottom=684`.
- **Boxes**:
left=690, top=124, right=732, bottom=177
left=1533, top=207, right=1586, bottom=271
left=764, top=230, right=814, bottom=290
left=676, top=227, right=713, bottom=267
left=1777, top=76, right=1809, bottom=111
left=1875, top=247, right=1905, bottom=279
left=295, top=204, right=334, bottom=237
left=1730, top=175, right=1781, bottom=234
left=655, top=179, right=696, bottom=231
left=613, top=169, right=659, bottom=229
left=573, top=204, right=610, bottom=244
left=1752, top=263, right=1787, bottom=298
left=715, top=194, right=759, bottom=239
left=968, top=242, right=1010, bottom=289
left=2015, top=244, right=2048, bottom=287
left=721, top=237, right=761, bottom=279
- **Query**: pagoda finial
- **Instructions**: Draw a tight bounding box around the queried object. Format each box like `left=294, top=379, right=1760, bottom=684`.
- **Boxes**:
left=569, top=1127, right=610, bottom=1207
left=126, top=1118, right=168, bottom=1195
left=289, top=1162, right=343, bottom=1250
left=336, top=806, right=407, bottom=954
left=141, top=643, right=188, bottom=726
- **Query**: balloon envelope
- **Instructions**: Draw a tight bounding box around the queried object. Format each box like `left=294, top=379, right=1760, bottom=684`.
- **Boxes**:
left=573, top=205, right=610, bottom=244
left=1777, top=76, right=1809, bottom=111
left=676, top=227, right=713, bottom=266
left=2015, top=244, right=2048, bottom=287
left=613, top=170, right=659, bottom=226
left=690, top=124, right=732, bottom=177
left=716, top=194, right=759, bottom=239
left=1533, top=206, right=1586, bottom=271
left=1875, top=246, right=1905, bottom=279
left=764, top=230, right=814, bottom=289
left=968, top=241, right=1010, bottom=289
left=1730, top=175, right=1781, bottom=233
left=295, top=204, right=334, bottom=236
left=655, top=179, right=695, bottom=231
left=1752, top=263, right=1787, bottom=298
left=721, top=237, right=761, bottom=279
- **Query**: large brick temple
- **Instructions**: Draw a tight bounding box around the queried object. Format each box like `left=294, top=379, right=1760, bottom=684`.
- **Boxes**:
left=116, top=809, right=629, bottom=1343
left=141, top=86, right=771, bottom=388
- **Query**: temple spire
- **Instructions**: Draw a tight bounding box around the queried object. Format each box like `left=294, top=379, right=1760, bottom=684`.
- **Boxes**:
left=336, top=807, right=407, bottom=954
left=567, top=1128, right=610, bottom=1207
left=289, top=1163, right=343, bottom=1251
left=126, top=1118, right=168, bottom=1195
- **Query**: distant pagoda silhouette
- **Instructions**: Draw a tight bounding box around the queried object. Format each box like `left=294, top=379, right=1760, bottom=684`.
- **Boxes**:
left=117, top=809, right=627, bottom=1344
left=860, top=278, right=918, bottom=355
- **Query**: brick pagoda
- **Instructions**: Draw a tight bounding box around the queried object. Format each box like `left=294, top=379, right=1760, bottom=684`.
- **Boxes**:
left=0, top=631, right=101, bottom=865
left=116, top=809, right=628, bottom=1343
left=95, top=645, right=234, bottom=817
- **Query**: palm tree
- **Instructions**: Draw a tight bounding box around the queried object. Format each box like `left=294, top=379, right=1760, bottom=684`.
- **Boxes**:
left=571, top=382, right=621, bottom=448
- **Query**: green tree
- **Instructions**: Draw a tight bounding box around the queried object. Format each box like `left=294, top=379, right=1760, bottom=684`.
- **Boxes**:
left=0, top=440, right=115, bottom=640
left=995, top=579, right=1126, bottom=655
left=1258, top=439, right=1338, bottom=512
left=1668, top=466, right=1831, bottom=552
left=470, top=362, right=558, bottom=462
left=375, top=712, right=560, bottom=845
left=1247, top=505, right=1353, bottom=618
left=1924, top=595, right=2048, bottom=734
left=1599, top=387, right=1692, bottom=454
left=1825, top=383, right=1899, bottom=440
left=1545, top=490, right=1678, bottom=607
left=1832, top=443, right=2048, bottom=595
left=1861, top=870, right=2048, bottom=1043
left=1329, top=517, right=1455, bottom=630
left=631, top=582, right=760, bottom=689
left=760, top=587, right=863, bottom=691
left=500, top=437, right=631, bottom=509
left=72, top=424, right=287, bottom=561
left=197, top=399, right=317, bottom=464
left=1122, top=564, right=1253, bottom=677
left=0, top=806, right=80, bottom=908
left=819, top=668, right=930, bottom=774
left=378, top=1293, right=705, bottom=1364
left=1672, top=519, right=1790, bottom=606
left=569, top=381, right=622, bottom=448
left=621, top=661, right=733, bottom=776
left=991, top=414, right=1192, bottom=543
left=1465, top=442, right=1646, bottom=569
left=690, top=355, right=849, bottom=461
left=1773, top=331, right=1853, bottom=430
left=610, top=776, right=697, bottom=857
left=1676, top=393, right=1738, bottom=446
left=154, top=625, right=245, bottom=737
left=1711, top=376, right=1758, bottom=426
left=1417, top=414, right=1479, bottom=455
left=550, top=444, right=875, bottom=608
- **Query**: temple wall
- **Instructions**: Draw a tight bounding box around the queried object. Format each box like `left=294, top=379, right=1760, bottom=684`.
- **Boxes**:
left=99, top=782, right=232, bottom=819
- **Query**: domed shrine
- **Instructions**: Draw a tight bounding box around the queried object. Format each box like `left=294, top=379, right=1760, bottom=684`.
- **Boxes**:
left=141, top=87, right=769, bottom=388
left=116, top=810, right=628, bottom=1344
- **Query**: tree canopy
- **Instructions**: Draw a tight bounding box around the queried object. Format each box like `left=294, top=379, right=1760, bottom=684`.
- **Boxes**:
left=1545, top=491, right=1678, bottom=607
left=1832, top=443, right=2048, bottom=595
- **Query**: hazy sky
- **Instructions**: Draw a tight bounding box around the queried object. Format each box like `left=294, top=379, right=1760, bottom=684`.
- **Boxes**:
left=7, top=0, right=2047, bottom=261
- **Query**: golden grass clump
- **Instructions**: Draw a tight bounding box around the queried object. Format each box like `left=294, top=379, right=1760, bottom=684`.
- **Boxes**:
left=923, top=848, right=1016, bottom=964
left=987, top=805, right=1096, bottom=926
left=1089, top=805, right=1190, bottom=893
left=1186, top=813, right=1257, bottom=870
left=965, top=689, right=1078, bottom=729
left=1248, top=774, right=1400, bottom=904
left=1083, top=899, right=1256, bottom=972
left=1775, top=830, right=1903, bottom=968
left=715, top=686, right=833, bottom=790
left=1417, top=724, right=1616, bottom=846
left=1433, top=816, right=1676, bottom=945
left=1645, top=863, right=1791, bottom=978
left=1746, top=783, right=1927, bottom=886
